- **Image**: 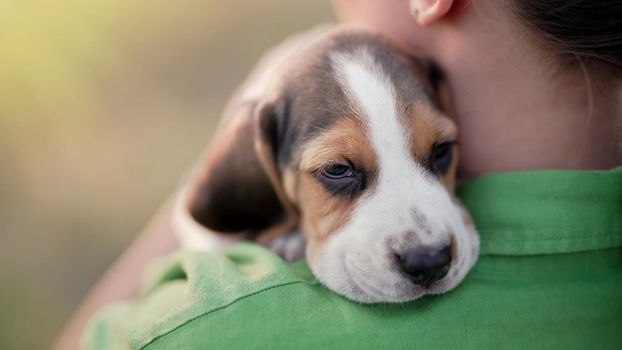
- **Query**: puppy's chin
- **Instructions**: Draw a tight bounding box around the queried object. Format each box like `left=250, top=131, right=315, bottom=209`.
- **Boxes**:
left=307, top=228, right=479, bottom=304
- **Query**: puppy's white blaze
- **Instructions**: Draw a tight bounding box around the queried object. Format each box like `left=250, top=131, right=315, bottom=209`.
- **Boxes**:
left=319, top=51, right=476, bottom=303
left=332, top=50, right=447, bottom=235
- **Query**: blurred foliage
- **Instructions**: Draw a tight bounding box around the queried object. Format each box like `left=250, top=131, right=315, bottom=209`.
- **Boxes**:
left=0, top=1, right=334, bottom=348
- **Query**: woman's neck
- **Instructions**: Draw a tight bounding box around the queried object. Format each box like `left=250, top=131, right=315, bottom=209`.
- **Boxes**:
left=434, top=4, right=622, bottom=179
left=336, top=0, right=622, bottom=179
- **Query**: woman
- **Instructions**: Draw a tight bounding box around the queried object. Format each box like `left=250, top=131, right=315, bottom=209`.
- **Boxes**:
left=57, top=1, right=622, bottom=348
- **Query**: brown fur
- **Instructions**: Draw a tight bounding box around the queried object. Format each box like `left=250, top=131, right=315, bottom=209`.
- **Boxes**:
left=406, top=103, right=458, bottom=190
left=296, top=116, right=377, bottom=259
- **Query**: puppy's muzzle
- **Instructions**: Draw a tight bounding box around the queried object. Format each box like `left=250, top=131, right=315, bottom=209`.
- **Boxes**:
left=397, top=245, right=452, bottom=287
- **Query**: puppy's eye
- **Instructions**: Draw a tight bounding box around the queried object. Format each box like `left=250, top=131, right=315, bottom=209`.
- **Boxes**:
left=321, top=164, right=353, bottom=179
left=429, top=141, right=455, bottom=175
left=315, top=162, right=364, bottom=197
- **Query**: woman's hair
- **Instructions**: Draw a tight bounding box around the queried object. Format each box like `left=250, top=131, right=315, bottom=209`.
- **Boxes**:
left=511, top=0, right=622, bottom=74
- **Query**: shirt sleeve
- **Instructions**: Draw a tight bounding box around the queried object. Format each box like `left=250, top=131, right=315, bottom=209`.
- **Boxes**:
left=81, top=243, right=317, bottom=350
left=82, top=241, right=622, bottom=350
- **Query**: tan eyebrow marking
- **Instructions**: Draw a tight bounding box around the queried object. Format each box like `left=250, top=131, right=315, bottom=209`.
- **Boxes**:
left=297, top=115, right=378, bottom=262
left=300, top=116, right=376, bottom=174
left=405, top=103, right=458, bottom=190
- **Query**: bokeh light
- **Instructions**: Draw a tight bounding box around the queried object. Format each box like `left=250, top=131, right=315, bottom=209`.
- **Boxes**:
left=0, top=1, right=334, bottom=348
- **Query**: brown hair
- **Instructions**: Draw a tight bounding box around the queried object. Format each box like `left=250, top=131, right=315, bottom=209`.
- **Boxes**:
left=511, top=0, right=622, bottom=74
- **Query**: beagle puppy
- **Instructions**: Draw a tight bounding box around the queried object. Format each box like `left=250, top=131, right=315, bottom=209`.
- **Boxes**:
left=174, top=25, right=479, bottom=303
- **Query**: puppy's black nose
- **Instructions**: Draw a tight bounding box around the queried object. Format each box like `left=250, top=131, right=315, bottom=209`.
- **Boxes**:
left=398, top=246, right=452, bottom=286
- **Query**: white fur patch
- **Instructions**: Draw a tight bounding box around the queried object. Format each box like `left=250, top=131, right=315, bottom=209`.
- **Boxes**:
left=310, top=51, right=478, bottom=303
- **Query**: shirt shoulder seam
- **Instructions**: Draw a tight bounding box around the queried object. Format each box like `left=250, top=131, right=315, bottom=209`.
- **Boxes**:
left=138, top=279, right=310, bottom=349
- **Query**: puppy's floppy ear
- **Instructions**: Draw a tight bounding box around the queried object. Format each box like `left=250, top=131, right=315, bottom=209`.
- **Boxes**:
left=185, top=98, right=294, bottom=233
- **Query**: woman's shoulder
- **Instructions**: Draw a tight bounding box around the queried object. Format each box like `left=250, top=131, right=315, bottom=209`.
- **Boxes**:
left=82, top=239, right=622, bottom=350
left=84, top=168, right=622, bottom=349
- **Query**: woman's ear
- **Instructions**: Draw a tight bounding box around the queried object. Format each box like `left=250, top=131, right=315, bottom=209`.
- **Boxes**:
left=409, top=0, right=454, bottom=26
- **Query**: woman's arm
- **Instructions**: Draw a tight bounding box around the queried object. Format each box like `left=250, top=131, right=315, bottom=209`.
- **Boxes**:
left=53, top=198, right=179, bottom=350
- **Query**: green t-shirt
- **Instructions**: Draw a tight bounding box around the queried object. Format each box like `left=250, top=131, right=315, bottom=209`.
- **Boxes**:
left=83, top=168, right=622, bottom=349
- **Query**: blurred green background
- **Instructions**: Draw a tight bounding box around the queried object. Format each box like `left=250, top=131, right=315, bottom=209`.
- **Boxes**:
left=0, top=1, right=334, bottom=348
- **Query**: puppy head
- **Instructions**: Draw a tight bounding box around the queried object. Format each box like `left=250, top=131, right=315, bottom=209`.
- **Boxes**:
left=186, top=27, right=479, bottom=303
